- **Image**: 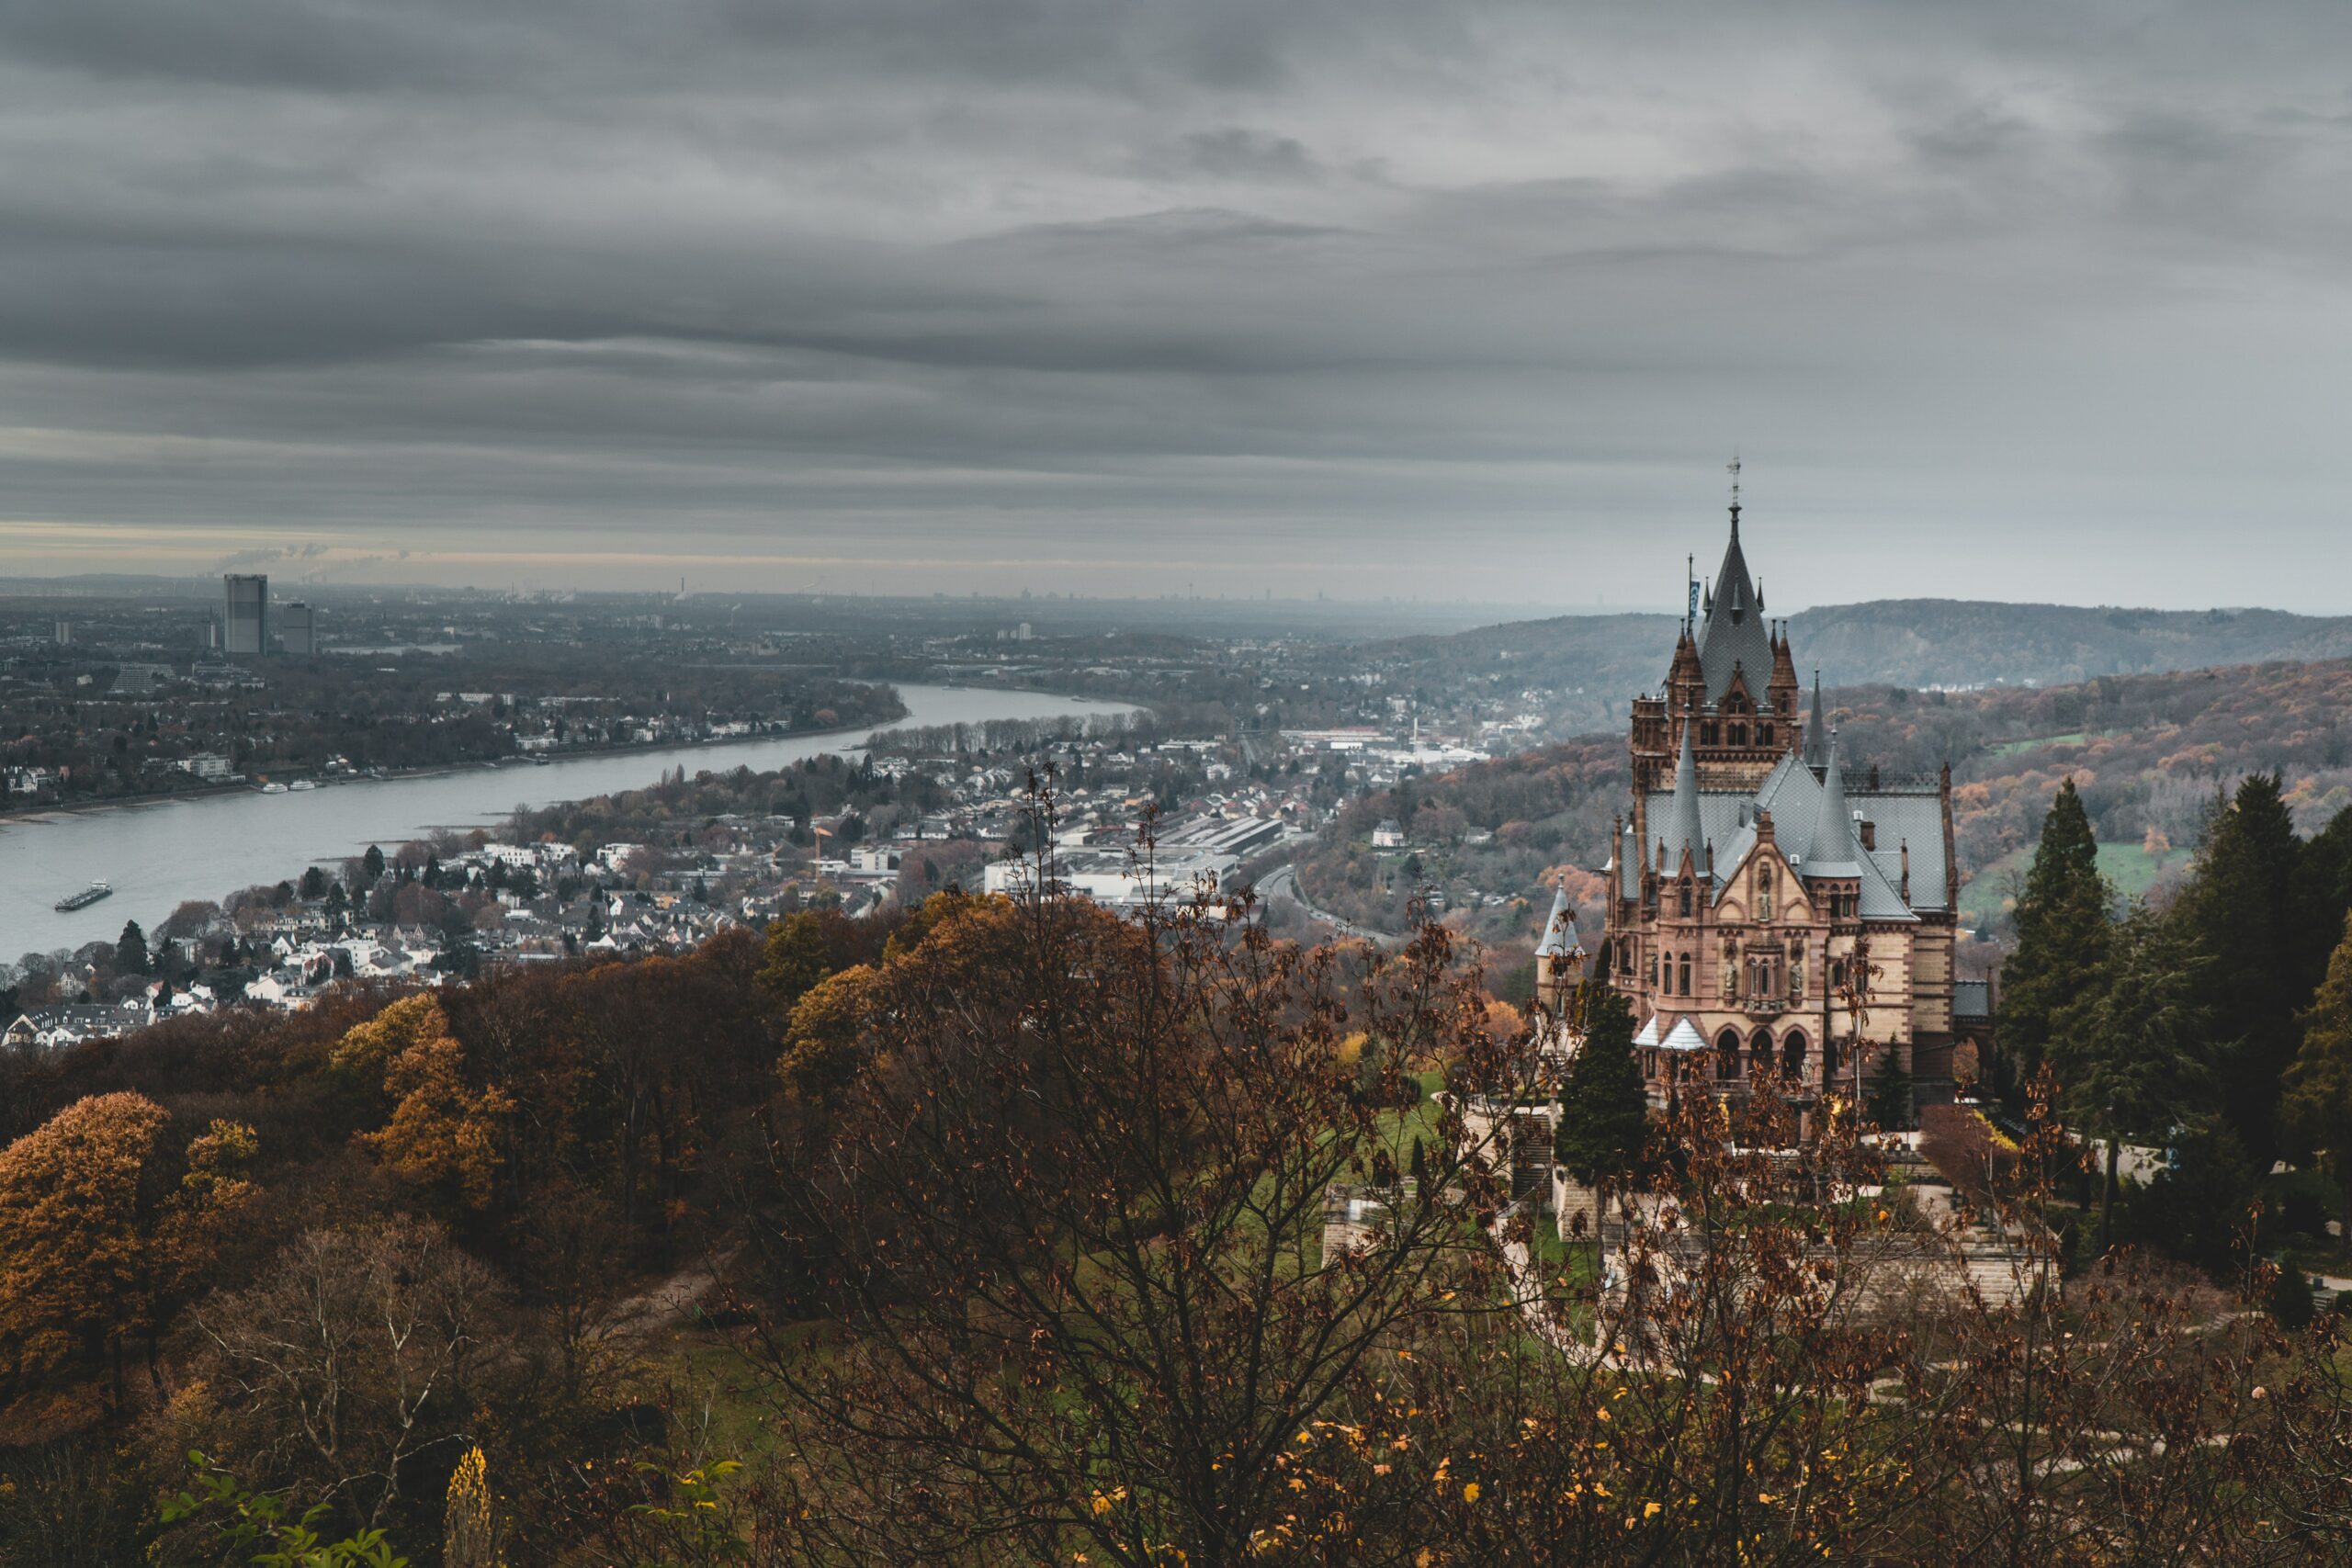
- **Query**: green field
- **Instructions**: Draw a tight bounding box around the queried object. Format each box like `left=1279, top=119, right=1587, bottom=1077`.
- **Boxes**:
left=1987, top=731, right=2087, bottom=758
left=1957, top=840, right=2190, bottom=930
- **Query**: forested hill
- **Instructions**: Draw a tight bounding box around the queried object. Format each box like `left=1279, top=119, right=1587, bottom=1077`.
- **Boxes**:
left=1793, top=601, right=2352, bottom=691
left=1382, top=602, right=2352, bottom=737
left=1290, top=652, right=2352, bottom=955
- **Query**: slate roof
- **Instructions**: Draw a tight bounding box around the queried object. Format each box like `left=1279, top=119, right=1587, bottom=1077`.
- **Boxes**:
left=1691, top=512, right=1775, bottom=705
left=1954, top=978, right=1993, bottom=1021
left=1534, top=886, right=1581, bottom=958
left=1635, top=749, right=1950, bottom=921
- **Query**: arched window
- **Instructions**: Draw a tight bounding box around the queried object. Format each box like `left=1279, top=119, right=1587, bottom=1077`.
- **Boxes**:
left=1781, top=1030, right=1809, bottom=1079
left=1678, top=954, right=1692, bottom=996
left=1678, top=881, right=1693, bottom=919
left=1716, top=1029, right=1743, bottom=1079
left=1701, top=721, right=1719, bottom=746
left=1645, top=949, right=1658, bottom=987
left=1750, top=1029, right=1775, bottom=1078
left=1758, top=723, right=1775, bottom=746
left=1729, top=723, right=1747, bottom=746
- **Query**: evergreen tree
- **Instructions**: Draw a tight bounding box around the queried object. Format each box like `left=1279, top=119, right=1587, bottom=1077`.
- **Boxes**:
left=2281, top=911, right=2352, bottom=1234
left=114, top=919, right=149, bottom=977
left=2132, top=1115, right=2259, bottom=1279
left=2051, top=906, right=2217, bottom=1253
left=1997, top=778, right=2112, bottom=1102
left=1555, top=983, right=1648, bottom=1261
left=2175, top=772, right=2312, bottom=1166
left=1864, top=1055, right=1913, bottom=1133
left=362, top=843, right=386, bottom=883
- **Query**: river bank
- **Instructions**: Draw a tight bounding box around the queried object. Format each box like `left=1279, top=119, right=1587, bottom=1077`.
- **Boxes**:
left=0, top=683, right=1136, bottom=964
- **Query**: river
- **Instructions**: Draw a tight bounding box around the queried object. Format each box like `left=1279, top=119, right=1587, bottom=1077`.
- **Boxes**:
left=0, top=683, right=1130, bottom=964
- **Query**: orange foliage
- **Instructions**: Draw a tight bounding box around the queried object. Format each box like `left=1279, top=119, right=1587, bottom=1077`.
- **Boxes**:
left=335, top=995, right=514, bottom=1209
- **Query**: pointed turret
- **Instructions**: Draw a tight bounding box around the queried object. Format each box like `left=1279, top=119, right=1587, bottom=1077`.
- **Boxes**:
left=1804, top=671, right=1827, bottom=771
left=1665, top=724, right=1703, bottom=874
left=1535, top=885, right=1577, bottom=957
left=1804, top=730, right=1863, bottom=878
left=1691, top=492, right=1775, bottom=704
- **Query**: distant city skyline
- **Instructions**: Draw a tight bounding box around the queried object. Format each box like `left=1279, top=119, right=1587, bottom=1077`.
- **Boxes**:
left=4, top=2, right=2350, bottom=609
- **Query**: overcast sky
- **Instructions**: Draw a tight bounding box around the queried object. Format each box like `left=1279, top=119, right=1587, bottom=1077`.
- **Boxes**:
left=3, top=1, right=2350, bottom=607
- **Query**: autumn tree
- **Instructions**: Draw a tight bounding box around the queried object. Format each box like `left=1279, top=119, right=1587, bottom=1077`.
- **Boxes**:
left=742, top=818, right=1533, bottom=1565
left=2283, top=911, right=2352, bottom=1234
left=332, top=994, right=513, bottom=1211
left=0, top=1094, right=256, bottom=1418
left=1997, top=777, right=2111, bottom=1100
left=193, top=1216, right=503, bottom=1543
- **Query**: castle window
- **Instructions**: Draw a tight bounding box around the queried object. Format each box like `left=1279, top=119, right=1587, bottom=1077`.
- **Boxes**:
left=1758, top=723, right=1775, bottom=746
left=1729, top=723, right=1747, bottom=746
left=1678, top=882, right=1693, bottom=918
left=1783, top=1031, right=1810, bottom=1079
left=1678, top=954, right=1691, bottom=996
left=1646, top=950, right=1657, bottom=987
left=1715, top=1029, right=1743, bottom=1079
left=1701, top=722, right=1719, bottom=746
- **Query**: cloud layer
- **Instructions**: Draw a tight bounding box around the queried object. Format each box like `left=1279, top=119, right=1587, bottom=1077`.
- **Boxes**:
left=4, top=0, right=2350, bottom=604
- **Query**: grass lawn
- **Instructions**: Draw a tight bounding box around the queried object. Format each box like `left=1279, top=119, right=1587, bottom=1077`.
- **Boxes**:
left=1957, top=839, right=2191, bottom=929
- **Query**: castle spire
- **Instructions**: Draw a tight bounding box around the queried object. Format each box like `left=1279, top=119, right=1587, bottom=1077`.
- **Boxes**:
left=1805, top=729, right=1863, bottom=878
left=1727, top=452, right=1742, bottom=540
left=1666, top=723, right=1702, bottom=874
left=1804, top=670, right=1826, bottom=770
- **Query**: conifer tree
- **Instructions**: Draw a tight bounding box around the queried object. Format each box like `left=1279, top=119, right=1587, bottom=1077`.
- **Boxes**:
left=1997, top=778, right=2112, bottom=1100
left=2282, top=911, right=2352, bottom=1234
left=2175, top=771, right=2311, bottom=1165
left=1554, top=982, right=1647, bottom=1262
left=114, top=919, right=149, bottom=977
left=2051, top=906, right=2217, bottom=1253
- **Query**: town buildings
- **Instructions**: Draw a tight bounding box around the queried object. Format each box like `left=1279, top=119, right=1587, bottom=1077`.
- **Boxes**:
left=1596, top=500, right=1992, bottom=1114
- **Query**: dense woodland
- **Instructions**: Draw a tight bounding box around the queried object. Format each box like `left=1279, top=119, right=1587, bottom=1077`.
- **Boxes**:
left=0, top=783, right=2347, bottom=1562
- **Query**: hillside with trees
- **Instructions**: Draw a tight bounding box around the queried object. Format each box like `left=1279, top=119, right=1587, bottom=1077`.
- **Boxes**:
left=0, top=814, right=2348, bottom=1561
left=1376, top=600, right=2352, bottom=739
left=1293, top=652, right=2352, bottom=959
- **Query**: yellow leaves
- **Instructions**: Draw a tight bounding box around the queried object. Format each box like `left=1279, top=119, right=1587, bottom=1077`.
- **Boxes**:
left=344, top=1001, right=512, bottom=1209
left=1644, top=1501, right=1662, bottom=1519
left=1462, top=1482, right=1481, bottom=1504
left=1090, top=1486, right=1126, bottom=1517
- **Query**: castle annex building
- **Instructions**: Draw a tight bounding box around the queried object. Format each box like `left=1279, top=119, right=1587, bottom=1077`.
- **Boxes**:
left=1597, top=499, right=1991, bottom=1111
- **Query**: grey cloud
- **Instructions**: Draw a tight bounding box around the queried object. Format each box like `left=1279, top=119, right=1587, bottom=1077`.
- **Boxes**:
left=3, top=1, right=2352, bottom=605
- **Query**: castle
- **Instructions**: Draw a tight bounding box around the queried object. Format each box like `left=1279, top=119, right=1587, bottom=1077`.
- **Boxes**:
left=1544, top=490, right=1991, bottom=1114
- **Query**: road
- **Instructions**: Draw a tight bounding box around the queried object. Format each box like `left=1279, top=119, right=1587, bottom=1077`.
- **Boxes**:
left=1260, top=863, right=1405, bottom=948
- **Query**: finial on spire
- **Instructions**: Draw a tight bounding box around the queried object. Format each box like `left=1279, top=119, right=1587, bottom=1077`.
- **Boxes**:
left=1727, top=451, right=1742, bottom=536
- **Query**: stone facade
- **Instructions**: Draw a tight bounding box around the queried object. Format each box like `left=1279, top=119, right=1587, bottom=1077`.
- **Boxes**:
left=1599, top=502, right=1988, bottom=1114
